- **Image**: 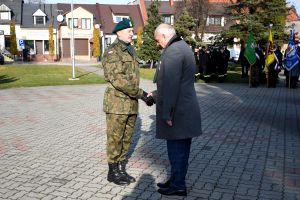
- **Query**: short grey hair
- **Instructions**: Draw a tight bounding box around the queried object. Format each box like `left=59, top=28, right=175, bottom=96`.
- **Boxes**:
left=155, top=23, right=176, bottom=37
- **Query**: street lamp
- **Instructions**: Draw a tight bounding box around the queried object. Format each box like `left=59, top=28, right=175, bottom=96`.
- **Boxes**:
left=56, top=12, right=63, bottom=60
left=69, top=0, right=79, bottom=80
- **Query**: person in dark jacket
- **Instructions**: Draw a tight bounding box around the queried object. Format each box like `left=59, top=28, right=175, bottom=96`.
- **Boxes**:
left=239, top=46, right=249, bottom=77
left=255, top=45, right=265, bottom=84
left=199, top=46, right=211, bottom=82
left=150, top=23, right=202, bottom=196
left=217, top=46, right=230, bottom=82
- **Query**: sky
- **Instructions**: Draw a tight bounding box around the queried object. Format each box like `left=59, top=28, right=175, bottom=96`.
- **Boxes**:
left=45, top=0, right=300, bottom=15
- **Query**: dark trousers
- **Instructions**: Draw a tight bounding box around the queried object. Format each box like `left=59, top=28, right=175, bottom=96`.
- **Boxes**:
left=242, top=64, right=249, bottom=77
left=167, top=138, right=192, bottom=190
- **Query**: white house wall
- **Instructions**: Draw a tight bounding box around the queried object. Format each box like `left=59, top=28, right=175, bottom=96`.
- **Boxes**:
left=0, top=24, right=10, bottom=50
left=60, top=7, right=94, bottom=58
left=18, top=28, right=58, bottom=54
left=62, top=7, right=93, bottom=39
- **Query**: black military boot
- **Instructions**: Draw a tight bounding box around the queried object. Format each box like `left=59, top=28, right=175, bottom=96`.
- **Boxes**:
left=107, top=163, right=130, bottom=185
left=119, top=161, right=136, bottom=183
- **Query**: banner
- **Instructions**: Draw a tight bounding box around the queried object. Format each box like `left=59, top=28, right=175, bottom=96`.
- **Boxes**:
left=284, top=28, right=299, bottom=71
left=244, top=32, right=256, bottom=66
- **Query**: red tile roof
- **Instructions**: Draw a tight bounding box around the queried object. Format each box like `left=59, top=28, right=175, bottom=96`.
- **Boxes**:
left=97, top=4, right=144, bottom=34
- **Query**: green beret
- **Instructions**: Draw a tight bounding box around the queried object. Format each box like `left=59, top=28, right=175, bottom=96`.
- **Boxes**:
left=112, top=18, right=133, bottom=33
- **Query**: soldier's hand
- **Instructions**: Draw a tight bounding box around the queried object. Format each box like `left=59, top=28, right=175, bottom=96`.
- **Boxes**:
left=141, top=91, right=155, bottom=106
left=145, top=96, right=155, bottom=106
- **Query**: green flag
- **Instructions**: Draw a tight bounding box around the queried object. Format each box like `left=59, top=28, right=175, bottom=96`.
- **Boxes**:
left=244, top=32, right=256, bottom=66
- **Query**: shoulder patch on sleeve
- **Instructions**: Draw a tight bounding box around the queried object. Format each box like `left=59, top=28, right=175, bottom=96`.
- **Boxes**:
left=108, top=50, right=114, bottom=54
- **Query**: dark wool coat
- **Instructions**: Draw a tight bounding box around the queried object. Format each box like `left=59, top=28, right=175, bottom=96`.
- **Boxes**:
left=153, top=36, right=202, bottom=140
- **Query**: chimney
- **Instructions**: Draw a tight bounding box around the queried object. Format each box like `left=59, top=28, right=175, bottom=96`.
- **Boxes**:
left=169, top=0, right=174, bottom=7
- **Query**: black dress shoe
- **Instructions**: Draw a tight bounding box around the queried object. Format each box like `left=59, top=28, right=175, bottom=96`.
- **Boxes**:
left=157, top=180, right=170, bottom=188
left=157, top=187, right=187, bottom=196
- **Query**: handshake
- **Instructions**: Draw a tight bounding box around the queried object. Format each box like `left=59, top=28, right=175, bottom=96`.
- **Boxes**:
left=141, top=91, right=155, bottom=106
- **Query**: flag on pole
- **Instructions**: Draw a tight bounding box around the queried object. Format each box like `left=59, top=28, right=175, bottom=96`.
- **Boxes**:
left=265, top=29, right=278, bottom=69
left=284, top=27, right=299, bottom=71
left=244, top=32, right=256, bottom=66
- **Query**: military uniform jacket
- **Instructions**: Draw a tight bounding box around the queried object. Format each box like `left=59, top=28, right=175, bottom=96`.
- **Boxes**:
left=102, top=39, right=143, bottom=114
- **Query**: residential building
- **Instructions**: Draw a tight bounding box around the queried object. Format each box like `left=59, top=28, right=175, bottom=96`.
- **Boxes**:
left=132, top=0, right=231, bottom=44
left=0, top=0, right=22, bottom=53
left=56, top=3, right=144, bottom=60
left=96, top=3, right=144, bottom=48
left=286, top=6, right=300, bottom=40
left=57, top=3, right=100, bottom=60
left=20, top=3, right=59, bottom=61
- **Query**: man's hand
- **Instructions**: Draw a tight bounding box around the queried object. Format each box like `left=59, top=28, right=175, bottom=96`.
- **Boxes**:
left=166, top=120, right=173, bottom=127
left=141, top=91, right=155, bottom=106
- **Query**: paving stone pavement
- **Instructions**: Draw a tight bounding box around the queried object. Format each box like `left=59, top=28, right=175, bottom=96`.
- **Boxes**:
left=0, top=67, right=300, bottom=200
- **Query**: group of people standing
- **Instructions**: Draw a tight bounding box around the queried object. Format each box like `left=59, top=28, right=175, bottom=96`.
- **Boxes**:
left=196, top=42, right=300, bottom=89
left=194, top=45, right=230, bottom=82
left=240, top=43, right=300, bottom=88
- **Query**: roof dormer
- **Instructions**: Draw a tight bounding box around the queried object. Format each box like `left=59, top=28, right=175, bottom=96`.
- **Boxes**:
left=112, top=13, right=130, bottom=24
left=32, top=9, right=47, bottom=25
left=0, top=4, right=11, bottom=20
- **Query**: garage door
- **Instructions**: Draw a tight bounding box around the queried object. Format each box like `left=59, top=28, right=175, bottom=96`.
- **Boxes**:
left=62, top=39, right=88, bottom=57
left=62, top=39, right=70, bottom=57
left=75, top=39, right=88, bottom=55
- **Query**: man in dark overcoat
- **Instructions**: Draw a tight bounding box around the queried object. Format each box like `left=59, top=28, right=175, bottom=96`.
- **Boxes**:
left=150, top=23, right=202, bottom=196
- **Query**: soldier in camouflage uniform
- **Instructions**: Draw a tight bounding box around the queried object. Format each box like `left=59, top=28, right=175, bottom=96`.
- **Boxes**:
left=102, top=19, right=154, bottom=186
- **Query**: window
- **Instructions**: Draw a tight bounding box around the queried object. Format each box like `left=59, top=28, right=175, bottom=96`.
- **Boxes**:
left=105, top=38, right=111, bottom=47
left=81, top=18, right=91, bottom=29
left=44, top=40, right=49, bottom=54
left=163, top=16, right=171, bottom=24
left=32, top=9, right=46, bottom=25
left=0, top=4, right=11, bottom=20
left=68, top=18, right=78, bottom=28
left=215, top=18, right=221, bottom=25
left=208, top=16, right=222, bottom=25
left=35, top=16, right=44, bottom=25
left=162, top=15, right=174, bottom=25
left=4, top=35, right=11, bottom=51
left=0, top=11, right=10, bottom=20
left=116, top=16, right=122, bottom=23
left=112, top=14, right=129, bottom=23
left=25, top=40, right=34, bottom=54
left=25, top=40, right=34, bottom=49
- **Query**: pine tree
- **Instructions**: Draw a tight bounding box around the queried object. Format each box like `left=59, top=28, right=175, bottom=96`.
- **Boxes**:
left=137, top=0, right=162, bottom=67
left=10, top=21, right=18, bottom=56
left=93, top=26, right=101, bottom=59
left=221, top=0, right=287, bottom=47
left=48, top=23, right=55, bottom=56
left=174, top=8, right=196, bottom=45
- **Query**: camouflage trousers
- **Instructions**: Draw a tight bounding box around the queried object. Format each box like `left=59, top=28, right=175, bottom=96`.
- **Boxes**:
left=106, top=113, right=137, bottom=164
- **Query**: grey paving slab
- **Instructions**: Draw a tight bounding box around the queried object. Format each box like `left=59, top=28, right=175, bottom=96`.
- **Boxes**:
left=0, top=66, right=300, bottom=200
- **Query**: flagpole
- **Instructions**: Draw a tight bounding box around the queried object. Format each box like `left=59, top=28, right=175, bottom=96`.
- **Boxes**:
left=267, top=24, right=273, bottom=88
left=289, top=71, right=291, bottom=88
left=249, top=64, right=251, bottom=87
left=69, top=0, right=79, bottom=81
